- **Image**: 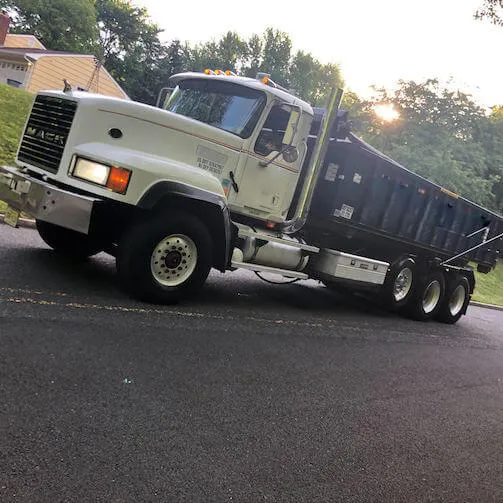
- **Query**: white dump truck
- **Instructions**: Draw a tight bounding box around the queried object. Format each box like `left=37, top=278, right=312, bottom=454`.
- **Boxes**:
left=1, top=71, right=502, bottom=323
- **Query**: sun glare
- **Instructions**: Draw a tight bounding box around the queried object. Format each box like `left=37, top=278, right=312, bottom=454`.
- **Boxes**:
left=374, top=103, right=400, bottom=122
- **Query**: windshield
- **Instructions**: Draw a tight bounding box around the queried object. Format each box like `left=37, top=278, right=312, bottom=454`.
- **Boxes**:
left=164, top=79, right=266, bottom=138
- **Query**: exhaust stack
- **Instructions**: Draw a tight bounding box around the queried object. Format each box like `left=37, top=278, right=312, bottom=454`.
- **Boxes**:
left=282, top=87, right=344, bottom=234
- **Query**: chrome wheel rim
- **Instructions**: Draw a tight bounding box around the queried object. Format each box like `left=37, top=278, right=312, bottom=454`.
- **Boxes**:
left=150, top=234, right=197, bottom=287
left=449, top=284, right=466, bottom=316
left=393, top=267, right=413, bottom=302
left=422, top=280, right=441, bottom=314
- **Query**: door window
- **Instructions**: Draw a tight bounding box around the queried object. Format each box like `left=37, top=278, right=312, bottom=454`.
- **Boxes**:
left=254, top=105, right=291, bottom=156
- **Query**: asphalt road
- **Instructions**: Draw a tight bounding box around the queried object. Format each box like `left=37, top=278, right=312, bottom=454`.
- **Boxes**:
left=1, top=224, right=503, bottom=502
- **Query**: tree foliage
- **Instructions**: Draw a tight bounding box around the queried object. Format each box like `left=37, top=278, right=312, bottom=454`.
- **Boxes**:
left=0, top=0, right=97, bottom=52
left=475, top=0, right=503, bottom=26
left=359, top=79, right=503, bottom=213
left=93, top=0, right=165, bottom=104
left=183, top=28, right=343, bottom=105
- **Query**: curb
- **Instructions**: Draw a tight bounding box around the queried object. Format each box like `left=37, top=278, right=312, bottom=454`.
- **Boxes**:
left=0, top=212, right=36, bottom=229
left=470, top=301, right=503, bottom=312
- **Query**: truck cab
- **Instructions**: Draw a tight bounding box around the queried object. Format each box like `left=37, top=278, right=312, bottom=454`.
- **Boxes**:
left=0, top=71, right=327, bottom=304
left=160, top=72, right=314, bottom=224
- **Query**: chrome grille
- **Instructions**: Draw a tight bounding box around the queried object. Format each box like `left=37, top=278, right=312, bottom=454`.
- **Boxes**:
left=18, top=95, right=77, bottom=174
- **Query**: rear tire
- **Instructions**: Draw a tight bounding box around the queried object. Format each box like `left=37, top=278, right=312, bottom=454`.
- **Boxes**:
left=436, top=275, right=470, bottom=324
left=36, top=220, right=103, bottom=258
left=116, top=211, right=212, bottom=304
left=381, top=258, right=416, bottom=310
left=407, top=271, right=445, bottom=321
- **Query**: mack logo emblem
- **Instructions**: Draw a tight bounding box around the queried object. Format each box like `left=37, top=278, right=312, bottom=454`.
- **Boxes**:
left=25, top=126, right=66, bottom=147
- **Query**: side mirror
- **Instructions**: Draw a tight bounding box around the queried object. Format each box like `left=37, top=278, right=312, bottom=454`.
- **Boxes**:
left=282, top=146, right=299, bottom=163
left=282, top=107, right=301, bottom=146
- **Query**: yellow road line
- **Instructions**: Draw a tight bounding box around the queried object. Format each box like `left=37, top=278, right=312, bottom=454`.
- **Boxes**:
left=0, top=287, right=69, bottom=297
left=0, top=295, right=328, bottom=328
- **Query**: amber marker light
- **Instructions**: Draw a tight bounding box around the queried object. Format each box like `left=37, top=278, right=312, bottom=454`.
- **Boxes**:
left=106, top=166, right=131, bottom=194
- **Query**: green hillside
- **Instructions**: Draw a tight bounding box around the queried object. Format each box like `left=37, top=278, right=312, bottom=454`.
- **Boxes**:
left=0, top=84, right=33, bottom=214
left=473, top=260, right=503, bottom=306
left=0, top=83, right=33, bottom=167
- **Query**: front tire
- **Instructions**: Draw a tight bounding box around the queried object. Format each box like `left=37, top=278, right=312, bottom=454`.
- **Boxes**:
left=36, top=220, right=103, bottom=258
left=116, top=212, right=212, bottom=304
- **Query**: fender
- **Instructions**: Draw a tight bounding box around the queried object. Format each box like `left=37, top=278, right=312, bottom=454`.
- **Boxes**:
left=138, top=180, right=235, bottom=272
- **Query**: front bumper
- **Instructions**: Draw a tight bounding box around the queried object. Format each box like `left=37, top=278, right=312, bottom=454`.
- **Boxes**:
left=0, top=166, right=100, bottom=234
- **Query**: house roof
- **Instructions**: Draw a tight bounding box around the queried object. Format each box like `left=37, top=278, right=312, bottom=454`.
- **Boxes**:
left=0, top=47, right=82, bottom=59
left=3, top=34, right=46, bottom=49
left=0, top=47, right=128, bottom=99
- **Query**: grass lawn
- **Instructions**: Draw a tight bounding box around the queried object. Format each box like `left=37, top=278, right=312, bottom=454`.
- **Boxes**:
left=473, top=260, right=503, bottom=306
left=0, top=84, right=33, bottom=217
left=0, top=83, right=33, bottom=167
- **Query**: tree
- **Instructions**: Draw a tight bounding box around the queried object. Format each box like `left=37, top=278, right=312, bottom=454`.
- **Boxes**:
left=161, top=40, right=187, bottom=77
left=0, top=0, right=97, bottom=52
left=216, top=31, right=247, bottom=72
left=479, top=109, right=503, bottom=210
left=289, top=51, right=320, bottom=102
left=185, top=31, right=248, bottom=73
left=261, top=28, right=292, bottom=85
left=242, top=34, right=263, bottom=77
left=362, top=79, right=499, bottom=211
left=312, top=63, right=344, bottom=105
left=475, top=0, right=503, bottom=26
left=94, top=0, right=165, bottom=103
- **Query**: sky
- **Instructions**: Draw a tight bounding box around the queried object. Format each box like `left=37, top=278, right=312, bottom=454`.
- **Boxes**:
left=135, top=0, right=503, bottom=107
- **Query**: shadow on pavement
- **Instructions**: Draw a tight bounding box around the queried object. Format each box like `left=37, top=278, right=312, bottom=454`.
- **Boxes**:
left=2, top=246, right=398, bottom=321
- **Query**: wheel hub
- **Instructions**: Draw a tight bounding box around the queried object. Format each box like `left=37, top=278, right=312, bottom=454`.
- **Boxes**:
left=150, top=234, right=197, bottom=287
left=449, top=284, right=466, bottom=316
left=422, top=280, right=441, bottom=314
left=393, top=268, right=413, bottom=302
left=164, top=250, right=182, bottom=269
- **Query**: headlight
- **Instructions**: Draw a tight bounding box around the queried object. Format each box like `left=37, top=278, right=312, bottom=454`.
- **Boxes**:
left=72, top=158, right=131, bottom=194
left=73, top=159, right=110, bottom=185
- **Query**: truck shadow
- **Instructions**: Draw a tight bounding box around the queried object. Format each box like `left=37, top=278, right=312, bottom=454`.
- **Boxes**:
left=2, top=246, right=486, bottom=339
left=4, top=247, right=396, bottom=322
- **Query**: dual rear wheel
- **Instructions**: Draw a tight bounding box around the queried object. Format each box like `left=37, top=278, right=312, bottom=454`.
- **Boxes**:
left=383, top=258, right=471, bottom=324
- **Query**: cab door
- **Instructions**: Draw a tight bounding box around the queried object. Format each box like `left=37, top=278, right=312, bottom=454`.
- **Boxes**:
left=228, top=103, right=309, bottom=222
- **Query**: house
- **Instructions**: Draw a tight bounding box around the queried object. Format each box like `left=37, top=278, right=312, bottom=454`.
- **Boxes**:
left=0, top=12, right=127, bottom=99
